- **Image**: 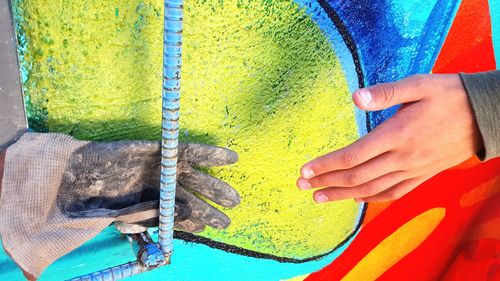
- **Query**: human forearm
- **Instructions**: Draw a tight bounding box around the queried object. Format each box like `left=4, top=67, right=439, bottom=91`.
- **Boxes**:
left=459, top=70, right=500, bottom=161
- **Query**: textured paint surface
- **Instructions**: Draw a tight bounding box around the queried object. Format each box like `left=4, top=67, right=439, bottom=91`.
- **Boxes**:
left=434, top=0, right=496, bottom=72
left=342, top=208, right=446, bottom=281
left=0, top=228, right=357, bottom=280
left=2, top=0, right=500, bottom=280
left=11, top=0, right=361, bottom=266
left=321, top=0, right=460, bottom=129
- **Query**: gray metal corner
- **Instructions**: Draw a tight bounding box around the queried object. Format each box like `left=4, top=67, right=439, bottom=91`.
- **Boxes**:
left=0, top=0, right=27, bottom=149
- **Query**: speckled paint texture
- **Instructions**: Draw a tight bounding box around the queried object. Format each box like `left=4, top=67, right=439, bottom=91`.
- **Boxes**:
left=7, top=0, right=495, bottom=280
left=321, top=0, right=460, bottom=129
left=12, top=0, right=361, bottom=263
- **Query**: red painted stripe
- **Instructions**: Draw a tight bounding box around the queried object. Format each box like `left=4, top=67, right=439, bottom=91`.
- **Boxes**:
left=433, top=0, right=496, bottom=73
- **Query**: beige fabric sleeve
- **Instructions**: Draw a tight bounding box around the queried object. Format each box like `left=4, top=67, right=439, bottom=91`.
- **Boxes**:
left=0, top=133, right=114, bottom=278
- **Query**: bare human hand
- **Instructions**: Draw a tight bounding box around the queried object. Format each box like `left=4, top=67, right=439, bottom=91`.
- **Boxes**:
left=297, top=74, right=483, bottom=203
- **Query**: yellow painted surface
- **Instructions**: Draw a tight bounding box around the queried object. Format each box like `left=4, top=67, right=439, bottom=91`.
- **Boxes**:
left=16, top=0, right=360, bottom=259
left=283, top=274, right=309, bottom=281
left=342, top=208, right=446, bottom=281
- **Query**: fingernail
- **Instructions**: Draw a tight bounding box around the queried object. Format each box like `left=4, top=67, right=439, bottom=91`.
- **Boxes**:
left=315, top=193, right=329, bottom=203
left=302, top=168, right=314, bottom=179
left=357, top=89, right=372, bottom=106
left=297, top=179, right=311, bottom=190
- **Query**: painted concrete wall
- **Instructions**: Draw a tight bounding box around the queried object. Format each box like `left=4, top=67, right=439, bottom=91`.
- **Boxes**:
left=0, top=0, right=498, bottom=280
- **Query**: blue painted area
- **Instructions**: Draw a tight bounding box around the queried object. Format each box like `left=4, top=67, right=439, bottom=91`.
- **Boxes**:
left=318, top=0, right=460, bottom=129
left=490, top=0, right=500, bottom=67
left=0, top=226, right=361, bottom=281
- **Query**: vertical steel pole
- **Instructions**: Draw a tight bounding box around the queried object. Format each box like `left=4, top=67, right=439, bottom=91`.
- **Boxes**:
left=66, top=1, right=184, bottom=280
left=159, top=0, right=183, bottom=256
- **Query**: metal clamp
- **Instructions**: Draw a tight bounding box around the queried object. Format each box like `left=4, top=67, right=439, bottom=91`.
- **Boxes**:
left=128, top=232, right=168, bottom=269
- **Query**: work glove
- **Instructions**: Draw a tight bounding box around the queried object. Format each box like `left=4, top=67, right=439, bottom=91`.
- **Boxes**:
left=0, top=132, right=239, bottom=279
left=58, top=138, right=240, bottom=233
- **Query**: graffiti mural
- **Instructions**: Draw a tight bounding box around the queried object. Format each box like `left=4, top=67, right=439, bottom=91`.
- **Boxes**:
left=305, top=0, right=500, bottom=280
left=0, top=0, right=498, bottom=280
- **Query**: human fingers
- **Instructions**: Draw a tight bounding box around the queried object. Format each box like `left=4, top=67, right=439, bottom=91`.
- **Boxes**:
left=357, top=177, right=429, bottom=203
left=178, top=168, right=240, bottom=208
left=178, top=143, right=238, bottom=167
left=300, top=126, right=394, bottom=179
left=311, top=171, right=407, bottom=203
left=352, top=75, right=426, bottom=111
left=176, top=186, right=231, bottom=229
left=298, top=152, right=400, bottom=189
left=174, top=196, right=192, bottom=222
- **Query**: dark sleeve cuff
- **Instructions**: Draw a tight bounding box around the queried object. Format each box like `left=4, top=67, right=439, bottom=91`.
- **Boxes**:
left=459, top=71, right=500, bottom=161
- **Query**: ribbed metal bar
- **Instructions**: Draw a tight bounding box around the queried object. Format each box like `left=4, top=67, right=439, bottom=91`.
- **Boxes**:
left=159, top=0, right=183, bottom=255
left=68, top=2, right=182, bottom=279
left=67, top=261, right=145, bottom=281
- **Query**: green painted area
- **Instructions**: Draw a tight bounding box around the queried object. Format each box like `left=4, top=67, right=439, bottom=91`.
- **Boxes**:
left=14, top=0, right=360, bottom=259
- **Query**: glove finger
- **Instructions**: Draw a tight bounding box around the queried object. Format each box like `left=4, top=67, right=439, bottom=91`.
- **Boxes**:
left=178, top=169, right=240, bottom=208
left=174, top=218, right=205, bottom=233
left=114, top=222, right=148, bottom=234
left=178, top=143, right=238, bottom=167
left=118, top=209, right=190, bottom=230
left=175, top=197, right=192, bottom=222
left=176, top=186, right=231, bottom=229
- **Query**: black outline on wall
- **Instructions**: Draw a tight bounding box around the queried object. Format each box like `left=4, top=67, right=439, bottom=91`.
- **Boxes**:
left=175, top=204, right=367, bottom=263
left=175, top=0, right=370, bottom=263
left=316, top=0, right=372, bottom=133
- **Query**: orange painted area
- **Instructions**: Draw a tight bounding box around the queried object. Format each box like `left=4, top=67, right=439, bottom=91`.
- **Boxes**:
left=460, top=177, right=500, bottom=207
left=451, top=156, right=482, bottom=170
left=463, top=193, right=500, bottom=241
left=362, top=201, right=393, bottom=226
left=342, top=208, right=445, bottom=281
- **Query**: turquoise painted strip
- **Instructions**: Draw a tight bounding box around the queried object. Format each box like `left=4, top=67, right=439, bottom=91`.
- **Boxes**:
left=0, top=227, right=361, bottom=281
left=490, top=0, right=500, bottom=67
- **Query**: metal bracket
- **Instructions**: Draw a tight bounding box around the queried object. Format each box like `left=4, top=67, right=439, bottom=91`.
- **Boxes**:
left=128, top=232, right=168, bottom=269
left=0, top=0, right=28, bottom=150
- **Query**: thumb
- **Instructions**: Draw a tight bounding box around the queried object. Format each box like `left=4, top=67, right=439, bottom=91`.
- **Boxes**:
left=353, top=77, right=425, bottom=111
